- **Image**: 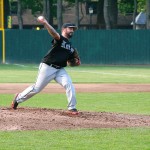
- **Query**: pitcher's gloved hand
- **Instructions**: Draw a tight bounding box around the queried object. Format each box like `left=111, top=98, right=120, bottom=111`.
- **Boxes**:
left=67, top=49, right=81, bottom=67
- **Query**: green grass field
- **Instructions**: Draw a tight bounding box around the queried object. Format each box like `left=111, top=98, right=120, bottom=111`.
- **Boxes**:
left=0, top=128, right=150, bottom=150
left=1, top=93, right=150, bottom=115
left=0, top=64, right=150, bottom=150
left=0, top=63, right=150, bottom=83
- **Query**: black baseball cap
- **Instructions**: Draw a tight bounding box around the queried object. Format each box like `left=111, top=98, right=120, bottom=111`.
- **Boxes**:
left=62, top=23, right=78, bottom=30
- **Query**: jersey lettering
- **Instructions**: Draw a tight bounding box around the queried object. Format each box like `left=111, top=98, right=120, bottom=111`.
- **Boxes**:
left=61, top=40, right=74, bottom=52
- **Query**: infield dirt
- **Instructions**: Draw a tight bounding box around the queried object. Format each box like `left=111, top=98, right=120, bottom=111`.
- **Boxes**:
left=0, top=83, right=150, bottom=131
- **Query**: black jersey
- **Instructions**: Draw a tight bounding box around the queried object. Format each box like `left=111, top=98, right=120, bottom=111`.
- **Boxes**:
left=42, top=35, right=75, bottom=67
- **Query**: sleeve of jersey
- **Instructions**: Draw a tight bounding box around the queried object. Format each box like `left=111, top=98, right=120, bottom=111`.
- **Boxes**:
left=51, top=35, right=63, bottom=45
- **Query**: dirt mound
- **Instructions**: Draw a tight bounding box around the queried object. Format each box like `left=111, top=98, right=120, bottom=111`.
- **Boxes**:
left=0, top=107, right=150, bottom=131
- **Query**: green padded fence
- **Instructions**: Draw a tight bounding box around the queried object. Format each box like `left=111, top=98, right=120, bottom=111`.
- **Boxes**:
left=4, top=29, right=150, bottom=64
left=73, top=30, right=150, bottom=64
left=5, top=29, right=52, bottom=64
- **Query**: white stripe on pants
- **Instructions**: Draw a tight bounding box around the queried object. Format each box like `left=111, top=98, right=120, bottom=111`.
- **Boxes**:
left=16, top=63, right=77, bottom=110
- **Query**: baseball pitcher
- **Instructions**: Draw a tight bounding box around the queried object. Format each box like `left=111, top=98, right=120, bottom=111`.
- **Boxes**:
left=11, top=16, right=81, bottom=115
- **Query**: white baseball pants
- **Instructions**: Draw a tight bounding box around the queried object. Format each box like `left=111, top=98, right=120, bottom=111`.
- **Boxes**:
left=15, top=63, right=77, bottom=110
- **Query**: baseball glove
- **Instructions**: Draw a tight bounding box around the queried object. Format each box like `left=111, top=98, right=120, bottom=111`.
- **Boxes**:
left=67, top=49, right=81, bottom=67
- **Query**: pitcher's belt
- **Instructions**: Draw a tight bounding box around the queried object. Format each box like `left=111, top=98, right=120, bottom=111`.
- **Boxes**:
left=46, top=63, right=62, bottom=69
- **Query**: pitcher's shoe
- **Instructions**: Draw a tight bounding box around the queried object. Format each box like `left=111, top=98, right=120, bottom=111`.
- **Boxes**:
left=11, top=94, right=19, bottom=110
left=67, top=109, right=79, bottom=115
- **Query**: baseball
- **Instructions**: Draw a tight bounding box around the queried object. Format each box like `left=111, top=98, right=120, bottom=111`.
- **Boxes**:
left=38, top=16, right=44, bottom=21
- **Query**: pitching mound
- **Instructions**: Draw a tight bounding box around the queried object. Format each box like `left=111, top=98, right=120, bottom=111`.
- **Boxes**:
left=0, top=107, right=150, bottom=131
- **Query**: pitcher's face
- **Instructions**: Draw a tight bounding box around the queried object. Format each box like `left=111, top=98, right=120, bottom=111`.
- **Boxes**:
left=63, top=27, right=75, bottom=39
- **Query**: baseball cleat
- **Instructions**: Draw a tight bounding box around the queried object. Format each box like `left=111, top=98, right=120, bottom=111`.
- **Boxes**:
left=11, top=94, right=19, bottom=110
left=66, top=109, right=79, bottom=116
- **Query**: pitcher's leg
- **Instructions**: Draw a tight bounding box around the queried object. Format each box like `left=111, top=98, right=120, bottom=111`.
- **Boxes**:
left=64, top=82, right=77, bottom=110
left=15, top=63, right=57, bottom=104
left=55, top=69, right=77, bottom=110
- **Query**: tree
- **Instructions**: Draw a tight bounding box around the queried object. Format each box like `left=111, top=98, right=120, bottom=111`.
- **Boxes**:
left=22, top=0, right=43, bottom=14
left=103, top=0, right=118, bottom=29
left=49, top=0, right=54, bottom=26
left=17, top=0, right=23, bottom=29
left=97, top=0, right=105, bottom=29
left=4, top=0, right=10, bottom=29
left=118, top=0, right=145, bottom=15
left=137, top=0, right=146, bottom=12
left=57, top=0, right=62, bottom=29
left=118, top=0, right=147, bottom=29
left=146, top=0, right=150, bottom=29
left=66, top=0, right=84, bottom=27
left=9, top=0, right=43, bottom=29
left=118, top=0, right=134, bottom=15
left=75, top=0, right=79, bottom=28
left=133, top=0, right=137, bottom=30
left=43, top=0, right=50, bottom=22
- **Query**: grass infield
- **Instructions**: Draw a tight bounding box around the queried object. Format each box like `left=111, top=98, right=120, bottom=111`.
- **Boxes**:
left=1, top=93, right=150, bottom=115
left=0, top=64, right=150, bottom=83
left=0, top=128, right=150, bottom=150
